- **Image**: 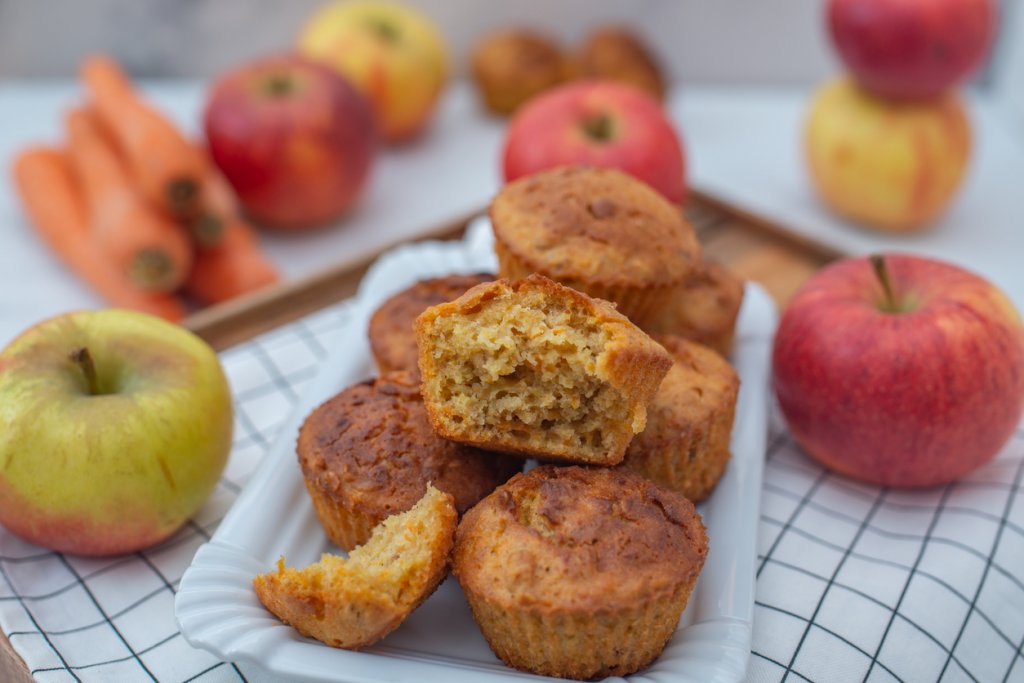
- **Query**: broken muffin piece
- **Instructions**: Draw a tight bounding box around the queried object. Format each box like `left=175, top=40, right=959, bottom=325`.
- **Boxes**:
left=252, top=484, right=457, bottom=650
left=414, top=274, right=672, bottom=465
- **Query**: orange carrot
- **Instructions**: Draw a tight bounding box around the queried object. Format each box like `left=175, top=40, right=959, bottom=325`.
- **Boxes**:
left=80, top=54, right=205, bottom=218
left=185, top=219, right=280, bottom=305
left=65, top=108, right=193, bottom=291
left=12, top=147, right=185, bottom=321
left=188, top=164, right=238, bottom=248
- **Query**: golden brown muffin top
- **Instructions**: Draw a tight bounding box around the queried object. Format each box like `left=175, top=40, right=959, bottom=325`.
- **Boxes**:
left=472, top=29, right=567, bottom=87
left=646, top=260, right=744, bottom=352
left=453, top=465, right=707, bottom=612
left=579, top=26, right=665, bottom=100
left=490, top=166, right=700, bottom=289
left=674, top=261, right=744, bottom=327
left=368, top=273, right=494, bottom=375
left=648, top=335, right=739, bottom=426
left=297, top=371, right=520, bottom=518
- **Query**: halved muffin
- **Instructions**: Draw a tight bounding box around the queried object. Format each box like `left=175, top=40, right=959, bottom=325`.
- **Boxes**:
left=253, top=484, right=457, bottom=650
left=415, top=274, right=671, bottom=465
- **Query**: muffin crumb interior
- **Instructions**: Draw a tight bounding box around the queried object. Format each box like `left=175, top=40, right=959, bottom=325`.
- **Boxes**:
left=422, top=287, right=631, bottom=457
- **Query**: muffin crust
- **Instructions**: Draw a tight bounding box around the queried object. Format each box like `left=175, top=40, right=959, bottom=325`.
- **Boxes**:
left=368, top=273, right=494, bottom=375
left=579, top=25, right=666, bottom=100
left=490, top=166, right=700, bottom=327
left=254, top=485, right=457, bottom=650
left=647, top=260, right=745, bottom=356
left=620, top=335, right=740, bottom=501
left=297, top=371, right=520, bottom=550
left=472, top=29, right=571, bottom=115
left=453, top=466, right=708, bottom=679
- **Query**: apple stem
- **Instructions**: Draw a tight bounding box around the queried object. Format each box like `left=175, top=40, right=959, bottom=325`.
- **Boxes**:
left=263, top=74, right=295, bottom=98
left=367, top=18, right=398, bottom=42
left=582, top=113, right=613, bottom=142
left=870, top=254, right=898, bottom=312
left=69, top=347, right=101, bottom=396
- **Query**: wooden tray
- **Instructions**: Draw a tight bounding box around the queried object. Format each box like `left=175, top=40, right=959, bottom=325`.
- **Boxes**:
left=182, top=190, right=835, bottom=351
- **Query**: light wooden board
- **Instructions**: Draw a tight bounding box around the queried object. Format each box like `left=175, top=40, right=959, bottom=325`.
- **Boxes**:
left=183, top=191, right=831, bottom=351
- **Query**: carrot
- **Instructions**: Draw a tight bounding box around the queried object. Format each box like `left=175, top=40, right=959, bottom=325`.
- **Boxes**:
left=188, top=164, right=237, bottom=248
left=65, top=108, right=193, bottom=292
left=185, top=218, right=280, bottom=305
left=12, top=147, right=185, bottom=321
left=80, top=54, right=205, bottom=218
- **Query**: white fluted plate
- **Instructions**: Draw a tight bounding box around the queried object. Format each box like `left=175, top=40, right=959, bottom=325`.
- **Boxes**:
left=175, top=218, right=777, bottom=683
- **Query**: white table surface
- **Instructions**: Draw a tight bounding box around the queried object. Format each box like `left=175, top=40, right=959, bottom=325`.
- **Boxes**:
left=2, top=79, right=1023, bottom=347
left=673, top=87, right=1024, bottom=312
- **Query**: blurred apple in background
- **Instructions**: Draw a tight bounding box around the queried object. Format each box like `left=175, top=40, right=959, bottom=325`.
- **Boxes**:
left=204, top=54, right=375, bottom=230
left=502, top=80, right=686, bottom=204
left=805, top=77, right=970, bottom=233
left=828, top=0, right=996, bottom=100
left=0, top=309, right=233, bottom=555
left=298, top=0, right=448, bottom=143
left=773, top=254, right=1024, bottom=488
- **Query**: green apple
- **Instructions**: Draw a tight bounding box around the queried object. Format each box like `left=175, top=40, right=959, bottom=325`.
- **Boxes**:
left=0, top=309, right=233, bottom=555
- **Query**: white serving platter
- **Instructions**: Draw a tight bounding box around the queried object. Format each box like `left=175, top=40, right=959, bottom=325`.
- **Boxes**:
left=175, top=218, right=777, bottom=683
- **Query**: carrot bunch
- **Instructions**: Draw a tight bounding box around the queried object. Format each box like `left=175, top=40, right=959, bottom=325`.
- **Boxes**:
left=12, top=54, right=279, bottom=322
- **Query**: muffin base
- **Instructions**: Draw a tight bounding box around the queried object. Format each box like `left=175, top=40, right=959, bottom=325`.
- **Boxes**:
left=620, top=401, right=736, bottom=502
left=494, top=238, right=677, bottom=329
left=304, top=479, right=379, bottom=552
left=462, top=576, right=698, bottom=680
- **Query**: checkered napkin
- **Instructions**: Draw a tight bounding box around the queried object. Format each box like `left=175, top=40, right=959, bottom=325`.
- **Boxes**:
left=1, top=296, right=1022, bottom=682
left=749, top=412, right=1024, bottom=683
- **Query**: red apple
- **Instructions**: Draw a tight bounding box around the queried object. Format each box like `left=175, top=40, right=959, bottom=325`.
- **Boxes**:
left=828, top=0, right=997, bottom=100
left=502, top=80, right=686, bottom=204
left=204, top=54, right=376, bottom=230
left=773, top=254, right=1024, bottom=488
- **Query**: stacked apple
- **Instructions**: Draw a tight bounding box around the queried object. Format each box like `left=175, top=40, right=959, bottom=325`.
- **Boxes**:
left=805, top=0, right=996, bottom=232
left=296, top=0, right=449, bottom=144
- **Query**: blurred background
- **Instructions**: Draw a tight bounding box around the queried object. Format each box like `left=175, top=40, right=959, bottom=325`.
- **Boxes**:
left=2, top=0, right=1022, bottom=344
left=0, top=0, right=1013, bottom=88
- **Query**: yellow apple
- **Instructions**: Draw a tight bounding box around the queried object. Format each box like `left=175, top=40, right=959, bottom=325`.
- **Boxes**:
left=298, top=0, right=448, bottom=143
left=0, top=309, right=233, bottom=555
left=805, top=76, right=971, bottom=233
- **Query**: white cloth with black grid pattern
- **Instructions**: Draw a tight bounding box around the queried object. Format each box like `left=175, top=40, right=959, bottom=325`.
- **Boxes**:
left=0, top=299, right=1022, bottom=683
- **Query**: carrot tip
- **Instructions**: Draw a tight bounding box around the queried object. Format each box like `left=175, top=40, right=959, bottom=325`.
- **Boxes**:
left=129, top=249, right=179, bottom=291
left=190, top=213, right=226, bottom=248
left=167, top=178, right=200, bottom=210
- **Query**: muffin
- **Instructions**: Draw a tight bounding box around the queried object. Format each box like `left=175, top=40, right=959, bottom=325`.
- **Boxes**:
left=578, top=25, right=666, bottom=100
left=415, top=274, right=672, bottom=465
left=619, top=335, right=740, bottom=502
left=368, top=273, right=494, bottom=375
left=491, top=166, right=701, bottom=328
left=471, top=29, right=571, bottom=115
left=297, top=371, right=520, bottom=550
left=453, top=465, right=708, bottom=679
left=647, top=260, right=745, bottom=356
left=254, top=484, right=457, bottom=650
